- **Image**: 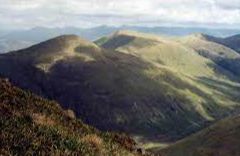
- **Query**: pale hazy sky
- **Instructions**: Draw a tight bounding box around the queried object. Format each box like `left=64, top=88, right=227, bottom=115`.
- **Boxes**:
left=0, top=0, right=240, bottom=29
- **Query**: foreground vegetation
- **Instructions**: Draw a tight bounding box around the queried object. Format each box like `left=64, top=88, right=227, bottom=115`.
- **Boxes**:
left=0, top=78, right=142, bottom=155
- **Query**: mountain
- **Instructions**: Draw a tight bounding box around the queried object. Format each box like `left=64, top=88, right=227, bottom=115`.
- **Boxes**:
left=201, top=34, right=240, bottom=54
left=0, top=77, right=140, bottom=155
left=182, top=33, right=240, bottom=54
left=179, top=33, right=240, bottom=77
left=0, top=26, right=116, bottom=53
left=222, top=34, right=240, bottom=53
left=156, top=114, right=240, bottom=156
left=99, top=30, right=240, bottom=82
left=0, top=26, right=118, bottom=53
left=120, top=26, right=240, bottom=37
left=0, top=26, right=239, bottom=53
left=1, top=32, right=240, bottom=146
left=96, top=31, right=240, bottom=140
left=0, top=39, right=33, bottom=54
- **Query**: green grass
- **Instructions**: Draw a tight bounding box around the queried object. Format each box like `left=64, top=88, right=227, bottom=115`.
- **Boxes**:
left=96, top=30, right=240, bottom=141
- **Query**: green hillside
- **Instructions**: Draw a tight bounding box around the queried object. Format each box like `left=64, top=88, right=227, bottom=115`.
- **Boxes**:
left=97, top=30, right=240, bottom=141
left=179, top=33, right=240, bottom=77
left=0, top=78, right=141, bottom=155
left=0, top=32, right=240, bottom=147
left=156, top=114, right=240, bottom=156
left=99, top=30, right=240, bottom=117
left=194, top=33, right=240, bottom=53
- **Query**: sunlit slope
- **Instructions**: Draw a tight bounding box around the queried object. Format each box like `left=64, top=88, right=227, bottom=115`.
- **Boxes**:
left=0, top=78, right=139, bottom=156
left=0, top=33, right=240, bottom=144
left=13, top=34, right=102, bottom=71
left=0, top=36, right=208, bottom=142
left=98, top=30, right=240, bottom=109
left=156, top=114, right=240, bottom=156
left=180, top=33, right=239, bottom=59
left=191, top=33, right=240, bottom=53
left=99, top=31, right=231, bottom=77
left=97, top=30, right=240, bottom=138
left=179, top=33, right=240, bottom=77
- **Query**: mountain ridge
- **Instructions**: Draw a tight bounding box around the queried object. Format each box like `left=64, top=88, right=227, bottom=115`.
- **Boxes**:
left=1, top=32, right=240, bottom=146
left=1, top=26, right=239, bottom=53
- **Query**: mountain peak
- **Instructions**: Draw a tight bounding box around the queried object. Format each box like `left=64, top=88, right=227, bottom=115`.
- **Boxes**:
left=44, top=34, right=92, bottom=46
left=113, top=30, right=138, bottom=36
left=112, top=30, right=156, bottom=39
left=22, top=34, right=100, bottom=56
left=183, top=33, right=220, bottom=43
left=53, top=34, right=80, bottom=40
left=189, top=33, right=209, bottom=40
left=9, top=34, right=102, bottom=72
left=98, top=30, right=167, bottom=49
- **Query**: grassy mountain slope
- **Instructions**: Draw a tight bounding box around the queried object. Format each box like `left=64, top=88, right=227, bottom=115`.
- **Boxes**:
left=179, top=33, right=239, bottom=59
left=96, top=30, right=240, bottom=140
left=99, top=30, right=240, bottom=112
left=1, top=32, right=240, bottom=146
left=156, top=114, right=240, bottom=156
left=182, top=33, right=240, bottom=53
left=179, top=33, right=240, bottom=77
left=202, top=33, right=240, bottom=53
left=0, top=78, right=139, bottom=156
left=99, top=31, right=217, bottom=77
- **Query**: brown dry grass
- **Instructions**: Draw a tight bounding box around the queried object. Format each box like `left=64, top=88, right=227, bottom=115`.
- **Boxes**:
left=32, top=113, right=56, bottom=126
left=63, top=109, right=76, bottom=119
left=82, top=134, right=103, bottom=148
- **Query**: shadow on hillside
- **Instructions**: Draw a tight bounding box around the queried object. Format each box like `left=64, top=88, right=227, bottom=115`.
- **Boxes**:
left=196, top=77, right=240, bottom=104
left=216, top=58, right=240, bottom=77
left=196, top=49, right=240, bottom=82
left=40, top=51, right=235, bottom=141
left=204, top=56, right=240, bottom=82
left=0, top=51, right=237, bottom=143
left=101, top=35, right=135, bottom=49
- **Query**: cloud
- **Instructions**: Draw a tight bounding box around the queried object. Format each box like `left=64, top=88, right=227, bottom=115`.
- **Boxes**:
left=0, top=0, right=239, bottom=29
left=214, top=0, right=240, bottom=10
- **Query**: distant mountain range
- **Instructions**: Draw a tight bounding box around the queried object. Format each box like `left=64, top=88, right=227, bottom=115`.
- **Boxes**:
left=1, top=30, right=240, bottom=147
left=0, top=26, right=239, bottom=53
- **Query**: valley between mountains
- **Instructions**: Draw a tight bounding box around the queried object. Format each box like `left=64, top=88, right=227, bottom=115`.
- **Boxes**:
left=1, top=30, right=240, bottom=155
